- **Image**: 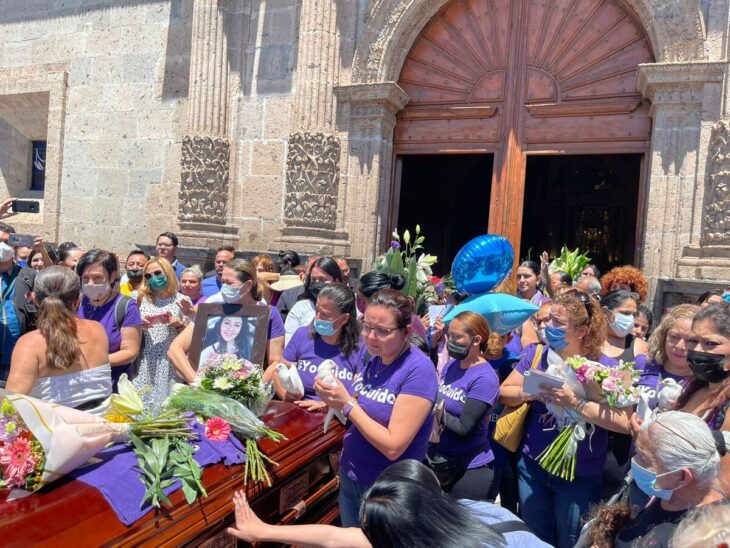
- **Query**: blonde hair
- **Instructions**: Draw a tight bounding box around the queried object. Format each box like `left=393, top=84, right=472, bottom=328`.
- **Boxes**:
left=671, top=502, right=730, bottom=547
left=648, top=304, right=699, bottom=365
left=139, top=257, right=178, bottom=301
left=452, top=311, right=491, bottom=355
left=251, top=254, right=275, bottom=273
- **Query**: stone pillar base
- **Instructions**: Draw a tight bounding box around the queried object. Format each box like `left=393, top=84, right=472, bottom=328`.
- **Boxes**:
left=676, top=245, right=730, bottom=280
left=178, top=222, right=239, bottom=250
left=278, top=226, right=351, bottom=257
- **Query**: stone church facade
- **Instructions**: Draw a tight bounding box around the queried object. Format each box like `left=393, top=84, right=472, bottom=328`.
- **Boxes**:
left=0, top=0, right=728, bottom=310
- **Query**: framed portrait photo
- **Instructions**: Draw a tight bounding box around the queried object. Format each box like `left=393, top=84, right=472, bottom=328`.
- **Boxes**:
left=189, top=303, right=271, bottom=370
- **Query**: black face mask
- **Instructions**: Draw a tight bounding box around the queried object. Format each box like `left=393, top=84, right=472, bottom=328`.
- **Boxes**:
left=127, top=269, right=143, bottom=281
left=447, top=339, right=471, bottom=361
left=309, top=282, right=326, bottom=300
left=687, top=349, right=730, bottom=383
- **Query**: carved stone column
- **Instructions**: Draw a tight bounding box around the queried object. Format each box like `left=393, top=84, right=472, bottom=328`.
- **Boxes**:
left=178, top=0, right=237, bottom=248
left=277, top=0, right=350, bottom=256
left=637, top=61, right=726, bottom=306
left=334, top=83, right=409, bottom=263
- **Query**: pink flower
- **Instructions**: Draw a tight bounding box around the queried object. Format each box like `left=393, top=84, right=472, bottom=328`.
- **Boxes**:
left=584, top=367, right=597, bottom=382
left=575, top=365, right=589, bottom=383
left=0, top=437, right=37, bottom=487
left=204, top=417, right=231, bottom=442
left=601, top=377, right=618, bottom=392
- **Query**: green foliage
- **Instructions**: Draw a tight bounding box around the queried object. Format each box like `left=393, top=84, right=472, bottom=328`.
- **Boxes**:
left=549, top=246, right=592, bottom=279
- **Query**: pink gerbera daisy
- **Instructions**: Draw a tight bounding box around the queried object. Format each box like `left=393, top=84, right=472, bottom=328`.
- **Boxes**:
left=0, top=437, right=37, bottom=487
left=204, top=417, right=231, bottom=442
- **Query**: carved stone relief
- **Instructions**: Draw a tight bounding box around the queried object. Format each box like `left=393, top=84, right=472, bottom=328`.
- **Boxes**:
left=704, top=121, right=730, bottom=244
left=179, top=135, right=230, bottom=225
left=284, top=132, right=341, bottom=231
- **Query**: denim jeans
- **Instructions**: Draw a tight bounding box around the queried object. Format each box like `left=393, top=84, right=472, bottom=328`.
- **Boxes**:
left=339, top=470, right=369, bottom=527
left=517, top=454, right=602, bottom=548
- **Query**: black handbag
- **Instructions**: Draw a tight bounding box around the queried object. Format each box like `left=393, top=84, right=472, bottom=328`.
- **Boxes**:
left=424, top=448, right=465, bottom=487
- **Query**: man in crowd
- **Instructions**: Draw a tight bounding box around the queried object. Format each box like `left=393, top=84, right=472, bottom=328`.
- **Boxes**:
left=201, top=245, right=236, bottom=297
left=156, top=232, right=186, bottom=279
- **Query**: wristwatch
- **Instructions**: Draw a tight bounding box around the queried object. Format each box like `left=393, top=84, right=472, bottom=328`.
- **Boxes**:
left=343, top=398, right=358, bottom=417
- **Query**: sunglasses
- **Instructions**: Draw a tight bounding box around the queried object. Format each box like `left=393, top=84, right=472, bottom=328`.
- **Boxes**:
left=144, top=270, right=164, bottom=280
left=563, top=288, right=593, bottom=321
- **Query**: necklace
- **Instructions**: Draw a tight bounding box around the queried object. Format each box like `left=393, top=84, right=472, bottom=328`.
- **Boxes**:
left=371, top=342, right=410, bottom=378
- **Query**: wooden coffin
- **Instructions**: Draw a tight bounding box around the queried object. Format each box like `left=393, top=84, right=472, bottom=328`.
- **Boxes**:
left=0, top=402, right=345, bottom=547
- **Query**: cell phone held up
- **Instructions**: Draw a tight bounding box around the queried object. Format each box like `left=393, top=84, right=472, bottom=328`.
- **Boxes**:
left=11, top=200, right=40, bottom=214
left=7, top=233, right=36, bottom=248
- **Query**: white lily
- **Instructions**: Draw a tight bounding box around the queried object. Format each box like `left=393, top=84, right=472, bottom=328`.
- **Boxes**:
left=105, top=373, right=144, bottom=417
left=213, top=377, right=232, bottom=390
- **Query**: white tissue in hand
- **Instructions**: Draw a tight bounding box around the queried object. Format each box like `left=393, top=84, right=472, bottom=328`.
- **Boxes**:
left=316, top=359, right=346, bottom=432
left=275, top=363, right=304, bottom=396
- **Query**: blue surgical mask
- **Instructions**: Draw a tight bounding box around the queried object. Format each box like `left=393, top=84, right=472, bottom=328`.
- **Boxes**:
left=631, top=458, right=680, bottom=500
left=545, top=325, right=568, bottom=350
left=221, top=283, right=242, bottom=304
left=610, top=312, right=636, bottom=337
left=313, top=315, right=343, bottom=337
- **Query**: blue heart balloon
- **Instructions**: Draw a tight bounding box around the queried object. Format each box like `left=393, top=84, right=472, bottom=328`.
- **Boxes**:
left=451, top=235, right=514, bottom=294
left=443, top=293, right=538, bottom=335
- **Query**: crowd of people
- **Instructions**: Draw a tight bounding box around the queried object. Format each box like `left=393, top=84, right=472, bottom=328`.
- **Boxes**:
left=0, top=199, right=729, bottom=546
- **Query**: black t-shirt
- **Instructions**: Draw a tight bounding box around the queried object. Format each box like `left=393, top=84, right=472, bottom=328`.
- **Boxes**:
left=614, top=499, right=687, bottom=548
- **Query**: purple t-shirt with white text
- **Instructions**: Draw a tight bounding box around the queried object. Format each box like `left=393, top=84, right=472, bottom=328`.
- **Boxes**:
left=282, top=326, right=368, bottom=400
left=516, top=343, right=620, bottom=477
left=433, top=359, right=500, bottom=468
left=77, top=294, right=142, bottom=384
left=340, top=346, right=438, bottom=487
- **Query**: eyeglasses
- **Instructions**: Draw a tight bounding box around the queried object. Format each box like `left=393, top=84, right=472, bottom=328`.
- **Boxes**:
left=563, top=289, right=593, bottom=321
left=361, top=321, right=401, bottom=339
left=144, top=270, right=164, bottom=279
left=612, top=289, right=640, bottom=301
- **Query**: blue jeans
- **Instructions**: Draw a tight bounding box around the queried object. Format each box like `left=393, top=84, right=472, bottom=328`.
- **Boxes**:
left=517, top=454, right=602, bottom=548
left=339, top=471, right=368, bottom=527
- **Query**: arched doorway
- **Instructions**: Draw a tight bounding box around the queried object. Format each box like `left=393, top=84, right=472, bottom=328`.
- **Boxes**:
left=391, top=0, right=654, bottom=273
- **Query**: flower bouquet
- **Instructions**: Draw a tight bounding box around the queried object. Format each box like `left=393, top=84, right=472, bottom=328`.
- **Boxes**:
left=0, top=382, right=196, bottom=500
left=195, top=354, right=274, bottom=417
left=535, top=353, right=638, bottom=481
left=165, top=385, right=285, bottom=486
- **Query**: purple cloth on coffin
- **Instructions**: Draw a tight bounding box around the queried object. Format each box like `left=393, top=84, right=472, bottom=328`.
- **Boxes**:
left=70, top=423, right=246, bottom=526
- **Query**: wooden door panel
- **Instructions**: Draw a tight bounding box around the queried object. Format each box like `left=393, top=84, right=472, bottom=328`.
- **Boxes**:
left=395, top=117, right=502, bottom=145
left=525, top=109, right=652, bottom=144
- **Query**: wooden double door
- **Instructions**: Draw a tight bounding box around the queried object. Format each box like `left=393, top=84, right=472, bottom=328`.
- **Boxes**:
left=392, top=0, right=654, bottom=267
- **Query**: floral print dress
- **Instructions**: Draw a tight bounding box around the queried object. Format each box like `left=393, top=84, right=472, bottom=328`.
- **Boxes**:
left=132, top=292, right=191, bottom=414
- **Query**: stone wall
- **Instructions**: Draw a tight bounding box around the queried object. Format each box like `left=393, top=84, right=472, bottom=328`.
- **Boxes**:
left=0, top=118, right=31, bottom=197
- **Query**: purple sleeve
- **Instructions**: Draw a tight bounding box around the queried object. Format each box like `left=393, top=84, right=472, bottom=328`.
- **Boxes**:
left=268, top=307, right=285, bottom=340
left=515, top=344, right=539, bottom=375
left=466, top=370, right=500, bottom=406
left=122, top=299, right=143, bottom=328
left=398, top=352, right=438, bottom=402
left=282, top=327, right=304, bottom=362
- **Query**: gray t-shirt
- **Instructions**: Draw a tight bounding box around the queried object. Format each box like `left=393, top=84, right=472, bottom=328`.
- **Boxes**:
left=459, top=500, right=552, bottom=547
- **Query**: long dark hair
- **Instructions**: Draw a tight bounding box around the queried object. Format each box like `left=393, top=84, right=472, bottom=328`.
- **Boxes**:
left=34, top=266, right=81, bottom=370
left=313, top=284, right=360, bottom=356
left=676, top=302, right=730, bottom=412
left=360, top=461, right=505, bottom=548
left=358, top=271, right=406, bottom=299
left=277, top=250, right=301, bottom=273
left=301, top=257, right=343, bottom=301
left=212, top=315, right=251, bottom=357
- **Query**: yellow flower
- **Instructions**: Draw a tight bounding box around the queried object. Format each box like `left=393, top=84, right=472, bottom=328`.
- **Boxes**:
left=104, top=373, right=144, bottom=418
left=106, top=415, right=133, bottom=423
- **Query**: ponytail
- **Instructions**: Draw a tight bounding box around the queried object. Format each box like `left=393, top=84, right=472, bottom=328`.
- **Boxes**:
left=33, top=266, right=82, bottom=370
left=37, top=296, right=80, bottom=370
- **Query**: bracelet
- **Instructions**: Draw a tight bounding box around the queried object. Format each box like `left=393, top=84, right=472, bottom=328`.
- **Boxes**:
left=575, top=398, right=589, bottom=414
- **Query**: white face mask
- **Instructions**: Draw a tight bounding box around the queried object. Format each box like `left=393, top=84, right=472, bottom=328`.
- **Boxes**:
left=0, top=242, right=14, bottom=262
left=82, top=283, right=111, bottom=302
left=610, top=312, right=636, bottom=337
left=221, top=283, right=243, bottom=304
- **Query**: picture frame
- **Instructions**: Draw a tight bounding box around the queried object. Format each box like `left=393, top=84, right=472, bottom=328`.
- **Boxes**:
left=188, top=303, right=271, bottom=370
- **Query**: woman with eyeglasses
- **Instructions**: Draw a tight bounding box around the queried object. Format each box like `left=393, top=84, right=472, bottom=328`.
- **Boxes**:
left=314, top=289, right=438, bottom=527
left=499, top=290, right=633, bottom=548
left=274, top=284, right=367, bottom=410
left=427, top=311, right=501, bottom=502
left=284, top=257, right=343, bottom=345
left=132, top=257, right=192, bottom=413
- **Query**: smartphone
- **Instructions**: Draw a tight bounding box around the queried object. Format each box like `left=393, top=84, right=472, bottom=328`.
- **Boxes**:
left=11, top=200, right=40, bottom=214
left=7, top=233, right=35, bottom=248
left=145, top=312, right=171, bottom=325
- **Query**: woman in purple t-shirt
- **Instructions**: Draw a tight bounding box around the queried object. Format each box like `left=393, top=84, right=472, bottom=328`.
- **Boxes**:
left=275, top=284, right=367, bottom=409
left=500, top=290, right=632, bottom=548
left=315, top=289, right=438, bottom=527
left=429, top=311, right=501, bottom=502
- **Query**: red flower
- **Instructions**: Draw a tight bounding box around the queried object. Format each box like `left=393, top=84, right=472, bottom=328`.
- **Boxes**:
left=204, top=417, right=231, bottom=442
left=430, top=276, right=442, bottom=284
